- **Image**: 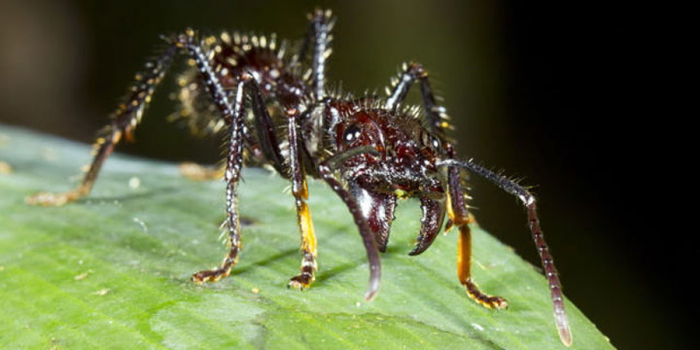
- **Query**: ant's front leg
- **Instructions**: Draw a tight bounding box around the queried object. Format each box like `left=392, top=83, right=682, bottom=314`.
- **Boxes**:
left=285, top=109, right=318, bottom=290
left=383, top=62, right=505, bottom=306
left=440, top=159, right=573, bottom=346
left=26, top=45, right=177, bottom=206
left=448, top=166, right=508, bottom=310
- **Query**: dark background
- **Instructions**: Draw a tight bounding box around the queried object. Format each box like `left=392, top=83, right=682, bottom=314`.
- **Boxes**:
left=0, top=1, right=686, bottom=349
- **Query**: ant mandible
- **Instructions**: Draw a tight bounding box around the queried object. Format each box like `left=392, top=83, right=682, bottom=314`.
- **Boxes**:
left=26, top=9, right=572, bottom=346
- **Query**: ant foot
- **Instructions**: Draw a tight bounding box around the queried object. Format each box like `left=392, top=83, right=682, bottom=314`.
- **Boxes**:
left=179, top=162, right=224, bottom=181
left=25, top=190, right=81, bottom=207
left=192, top=267, right=231, bottom=283
left=463, top=279, right=508, bottom=310
left=288, top=272, right=315, bottom=290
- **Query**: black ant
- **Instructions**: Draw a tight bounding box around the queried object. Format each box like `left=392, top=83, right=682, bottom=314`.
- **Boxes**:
left=26, top=9, right=572, bottom=346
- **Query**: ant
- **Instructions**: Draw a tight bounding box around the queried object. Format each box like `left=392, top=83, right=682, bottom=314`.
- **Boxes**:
left=26, top=9, right=572, bottom=346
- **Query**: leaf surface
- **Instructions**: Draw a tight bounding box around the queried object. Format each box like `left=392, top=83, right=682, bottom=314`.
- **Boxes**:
left=0, top=125, right=613, bottom=349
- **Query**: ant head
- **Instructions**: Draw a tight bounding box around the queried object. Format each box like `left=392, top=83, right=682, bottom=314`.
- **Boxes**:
left=322, top=99, right=446, bottom=195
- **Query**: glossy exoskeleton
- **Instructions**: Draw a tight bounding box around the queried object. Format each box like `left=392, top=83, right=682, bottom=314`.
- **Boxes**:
left=26, top=9, right=572, bottom=346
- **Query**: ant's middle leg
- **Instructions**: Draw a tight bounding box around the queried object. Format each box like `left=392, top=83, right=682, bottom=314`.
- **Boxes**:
left=190, top=75, right=247, bottom=282
left=383, top=61, right=507, bottom=307
left=285, top=109, right=318, bottom=290
left=178, top=110, right=266, bottom=181
left=384, top=62, right=452, bottom=142
left=293, top=8, right=335, bottom=100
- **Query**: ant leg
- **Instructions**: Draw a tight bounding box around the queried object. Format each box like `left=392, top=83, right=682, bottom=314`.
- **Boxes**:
left=385, top=62, right=511, bottom=306
left=249, top=76, right=284, bottom=173
left=286, top=109, right=318, bottom=290
left=26, top=46, right=177, bottom=206
left=444, top=159, right=573, bottom=345
left=444, top=163, right=508, bottom=309
left=186, top=34, right=292, bottom=281
left=178, top=112, right=267, bottom=181
left=201, top=71, right=314, bottom=289
left=165, top=28, right=252, bottom=283
left=294, top=8, right=334, bottom=100
left=25, top=28, right=256, bottom=206
left=310, top=9, right=334, bottom=100
left=190, top=77, right=246, bottom=282
left=193, top=74, right=284, bottom=282
left=439, top=159, right=572, bottom=346
left=384, top=62, right=451, bottom=141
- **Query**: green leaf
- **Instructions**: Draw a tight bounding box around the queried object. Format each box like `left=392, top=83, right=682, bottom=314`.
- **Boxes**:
left=0, top=125, right=612, bottom=349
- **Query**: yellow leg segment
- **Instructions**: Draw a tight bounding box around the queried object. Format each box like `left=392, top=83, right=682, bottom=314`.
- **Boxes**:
left=289, top=178, right=318, bottom=290
left=450, top=192, right=508, bottom=310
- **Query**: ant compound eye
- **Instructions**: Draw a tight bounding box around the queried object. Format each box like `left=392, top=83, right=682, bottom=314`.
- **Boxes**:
left=421, top=130, right=441, bottom=150
left=431, top=136, right=441, bottom=150
left=343, top=124, right=362, bottom=144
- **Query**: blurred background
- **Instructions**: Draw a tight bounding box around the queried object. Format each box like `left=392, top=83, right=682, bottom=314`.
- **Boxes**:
left=0, top=1, right=685, bottom=348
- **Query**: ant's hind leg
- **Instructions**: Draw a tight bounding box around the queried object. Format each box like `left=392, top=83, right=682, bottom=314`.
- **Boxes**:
left=26, top=46, right=177, bottom=206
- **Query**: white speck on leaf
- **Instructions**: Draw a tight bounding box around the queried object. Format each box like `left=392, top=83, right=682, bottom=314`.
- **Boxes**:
left=40, top=147, right=59, bottom=161
left=133, top=217, right=148, bottom=232
left=128, top=176, right=141, bottom=189
left=94, top=288, right=110, bottom=296
left=74, top=271, right=91, bottom=280
left=0, top=133, right=10, bottom=146
left=0, top=161, right=12, bottom=174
